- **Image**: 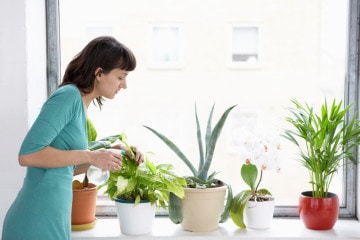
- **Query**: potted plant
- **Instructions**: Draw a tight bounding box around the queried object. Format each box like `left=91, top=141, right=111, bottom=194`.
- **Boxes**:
left=71, top=119, right=121, bottom=231
left=230, top=130, right=281, bottom=229
left=283, top=98, right=360, bottom=230
left=143, top=103, right=237, bottom=232
left=71, top=180, right=98, bottom=231
left=97, top=133, right=187, bottom=235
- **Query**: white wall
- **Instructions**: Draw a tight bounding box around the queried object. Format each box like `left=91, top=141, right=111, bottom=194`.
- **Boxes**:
left=0, top=0, right=47, bottom=233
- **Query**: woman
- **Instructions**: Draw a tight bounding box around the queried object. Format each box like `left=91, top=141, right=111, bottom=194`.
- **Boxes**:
left=2, top=36, right=143, bottom=240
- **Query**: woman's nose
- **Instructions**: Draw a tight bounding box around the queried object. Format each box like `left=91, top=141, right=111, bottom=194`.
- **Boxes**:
left=120, top=79, right=127, bottom=89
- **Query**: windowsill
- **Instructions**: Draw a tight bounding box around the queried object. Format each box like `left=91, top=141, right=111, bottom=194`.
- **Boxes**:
left=72, top=217, right=360, bottom=239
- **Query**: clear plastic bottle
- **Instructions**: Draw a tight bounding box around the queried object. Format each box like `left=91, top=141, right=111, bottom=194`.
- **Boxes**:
left=87, top=149, right=125, bottom=185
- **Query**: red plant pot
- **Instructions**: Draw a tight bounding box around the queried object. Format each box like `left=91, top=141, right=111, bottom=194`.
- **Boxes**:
left=298, top=191, right=339, bottom=230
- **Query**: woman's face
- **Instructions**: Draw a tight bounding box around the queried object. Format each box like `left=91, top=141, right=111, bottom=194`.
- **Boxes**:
left=95, top=68, right=128, bottom=99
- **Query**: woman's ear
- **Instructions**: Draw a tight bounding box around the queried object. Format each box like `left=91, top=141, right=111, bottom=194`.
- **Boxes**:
left=95, top=67, right=103, bottom=78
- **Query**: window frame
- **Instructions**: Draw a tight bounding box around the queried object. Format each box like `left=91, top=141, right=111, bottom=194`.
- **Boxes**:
left=46, top=0, right=359, bottom=218
left=46, top=0, right=61, bottom=96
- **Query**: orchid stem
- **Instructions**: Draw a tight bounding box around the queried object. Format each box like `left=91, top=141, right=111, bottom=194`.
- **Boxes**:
left=255, top=169, right=263, bottom=192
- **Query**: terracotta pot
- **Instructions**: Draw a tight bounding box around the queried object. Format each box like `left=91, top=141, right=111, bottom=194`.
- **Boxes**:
left=71, top=183, right=97, bottom=228
left=298, top=191, right=339, bottom=230
left=245, top=197, right=275, bottom=229
left=181, top=185, right=227, bottom=232
left=115, top=197, right=156, bottom=235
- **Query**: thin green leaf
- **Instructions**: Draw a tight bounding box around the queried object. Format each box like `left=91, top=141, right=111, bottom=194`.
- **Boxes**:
left=143, top=125, right=198, bottom=176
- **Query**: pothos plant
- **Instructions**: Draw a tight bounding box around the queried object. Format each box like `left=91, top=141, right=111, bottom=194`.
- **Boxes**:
left=143, top=103, right=237, bottom=223
left=230, top=130, right=281, bottom=228
left=97, top=133, right=187, bottom=208
left=74, top=119, right=120, bottom=188
left=83, top=119, right=186, bottom=208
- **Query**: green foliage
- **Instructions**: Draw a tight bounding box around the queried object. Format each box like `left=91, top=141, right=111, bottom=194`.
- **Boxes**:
left=230, top=163, right=272, bottom=229
left=283, top=99, right=360, bottom=198
left=86, top=118, right=98, bottom=141
left=143, top=103, right=237, bottom=224
left=143, top=103, right=237, bottom=186
left=97, top=133, right=187, bottom=209
left=167, top=192, right=183, bottom=224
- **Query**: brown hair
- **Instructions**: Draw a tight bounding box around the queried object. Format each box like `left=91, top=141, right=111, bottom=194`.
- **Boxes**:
left=60, top=36, right=136, bottom=107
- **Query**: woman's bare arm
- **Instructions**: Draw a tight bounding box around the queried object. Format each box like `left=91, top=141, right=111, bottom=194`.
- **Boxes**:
left=19, top=146, right=123, bottom=171
left=74, top=163, right=90, bottom=176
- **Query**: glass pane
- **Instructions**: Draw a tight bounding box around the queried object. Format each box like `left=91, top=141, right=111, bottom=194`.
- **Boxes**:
left=59, top=0, right=349, bottom=215
left=232, top=26, right=259, bottom=62
left=151, top=26, right=181, bottom=63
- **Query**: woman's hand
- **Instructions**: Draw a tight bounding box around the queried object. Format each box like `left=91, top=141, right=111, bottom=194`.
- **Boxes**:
left=89, top=149, right=123, bottom=171
left=111, top=143, right=144, bottom=163
left=127, top=146, right=145, bottom=163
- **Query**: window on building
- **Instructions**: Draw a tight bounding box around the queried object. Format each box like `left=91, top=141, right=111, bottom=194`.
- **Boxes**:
left=148, top=24, right=184, bottom=68
left=52, top=0, right=356, bottom=218
left=230, top=25, right=260, bottom=67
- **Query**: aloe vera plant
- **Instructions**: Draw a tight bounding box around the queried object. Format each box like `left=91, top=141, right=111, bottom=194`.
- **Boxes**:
left=283, top=99, right=360, bottom=198
left=143, top=103, right=237, bottom=223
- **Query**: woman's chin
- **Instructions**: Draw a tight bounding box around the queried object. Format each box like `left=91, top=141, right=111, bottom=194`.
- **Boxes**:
left=106, top=95, right=116, bottom=100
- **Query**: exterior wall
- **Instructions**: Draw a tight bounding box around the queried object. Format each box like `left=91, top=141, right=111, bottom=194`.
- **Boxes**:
left=60, top=0, right=347, bottom=201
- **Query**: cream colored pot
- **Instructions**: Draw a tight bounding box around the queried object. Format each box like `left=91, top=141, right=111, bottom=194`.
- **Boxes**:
left=181, top=185, right=227, bottom=232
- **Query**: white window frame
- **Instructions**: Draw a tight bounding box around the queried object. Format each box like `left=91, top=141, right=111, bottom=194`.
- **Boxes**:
left=147, top=23, right=184, bottom=69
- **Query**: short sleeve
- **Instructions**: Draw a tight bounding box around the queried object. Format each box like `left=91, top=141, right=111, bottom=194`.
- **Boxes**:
left=19, top=85, right=84, bottom=154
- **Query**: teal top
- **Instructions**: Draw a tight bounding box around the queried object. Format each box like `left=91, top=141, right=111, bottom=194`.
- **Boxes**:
left=2, top=84, right=87, bottom=240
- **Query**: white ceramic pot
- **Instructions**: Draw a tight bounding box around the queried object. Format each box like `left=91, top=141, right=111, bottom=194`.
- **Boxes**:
left=115, top=197, right=156, bottom=235
left=245, top=197, right=275, bottom=229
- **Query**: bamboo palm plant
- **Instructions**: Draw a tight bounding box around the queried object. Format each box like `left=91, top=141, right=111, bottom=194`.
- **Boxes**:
left=283, top=99, right=360, bottom=198
left=143, top=103, right=237, bottom=223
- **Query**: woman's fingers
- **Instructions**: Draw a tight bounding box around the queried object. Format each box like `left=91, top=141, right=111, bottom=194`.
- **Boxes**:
left=109, top=152, right=122, bottom=171
left=129, top=146, right=145, bottom=163
left=135, top=151, right=144, bottom=163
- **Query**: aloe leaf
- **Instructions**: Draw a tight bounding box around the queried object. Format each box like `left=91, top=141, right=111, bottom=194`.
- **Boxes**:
left=143, top=125, right=198, bottom=177
left=205, top=104, right=215, bottom=156
left=219, top=182, right=233, bottom=223
left=195, top=103, right=205, bottom=173
left=168, top=192, right=183, bottom=224
left=198, top=104, right=237, bottom=180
